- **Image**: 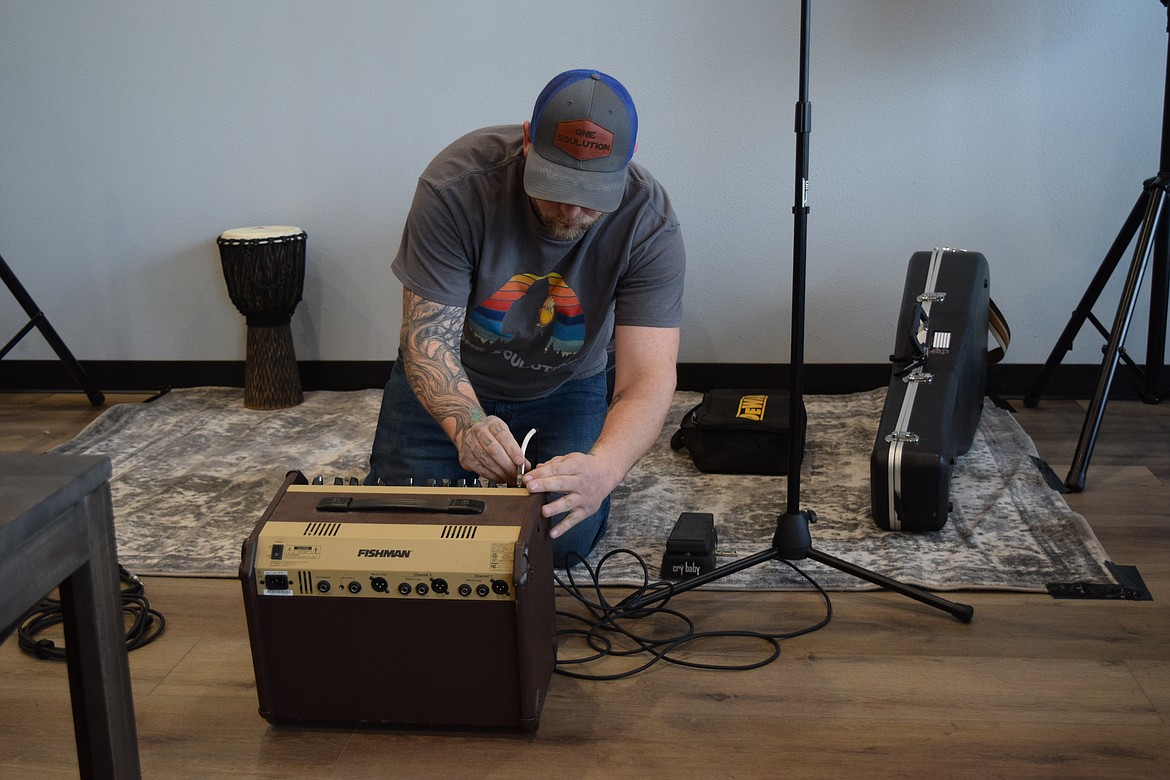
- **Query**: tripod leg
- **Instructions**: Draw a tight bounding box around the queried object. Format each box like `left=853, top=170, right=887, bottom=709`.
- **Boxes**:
left=1144, top=213, right=1169, bottom=402
left=1144, top=1, right=1170, bottom=404
left=1024, top=192, right=1148, bottom=408
left=0, top=255, right=105, bottom=406
left=1066, top=188, right=1165, bottom=491
left=805, top=547, right=974, bottom=622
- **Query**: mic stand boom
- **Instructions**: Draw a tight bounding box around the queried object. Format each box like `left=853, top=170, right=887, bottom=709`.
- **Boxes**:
left=624, top=0, right=974, bottom=623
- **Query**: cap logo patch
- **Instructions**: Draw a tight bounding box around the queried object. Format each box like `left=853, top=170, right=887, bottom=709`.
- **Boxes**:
left=554, top=119, right=614, bottom=160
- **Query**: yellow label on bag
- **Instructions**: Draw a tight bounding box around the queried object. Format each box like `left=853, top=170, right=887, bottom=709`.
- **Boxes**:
left=736, top=394, right=768, bottom=421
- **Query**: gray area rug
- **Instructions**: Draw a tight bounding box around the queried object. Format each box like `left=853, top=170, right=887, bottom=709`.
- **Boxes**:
left=51, top=387, right=1115, bottom=592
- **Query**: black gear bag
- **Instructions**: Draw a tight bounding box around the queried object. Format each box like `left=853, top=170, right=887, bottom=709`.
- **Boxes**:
left=670, top=389, right=806, bottom=475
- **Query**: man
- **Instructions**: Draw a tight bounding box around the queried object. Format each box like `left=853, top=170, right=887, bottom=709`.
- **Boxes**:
left=367, top=69, right=685, bottom=568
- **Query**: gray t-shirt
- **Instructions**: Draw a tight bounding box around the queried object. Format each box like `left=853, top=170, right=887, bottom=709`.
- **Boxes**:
left=392, top=125, right=685, bottom=401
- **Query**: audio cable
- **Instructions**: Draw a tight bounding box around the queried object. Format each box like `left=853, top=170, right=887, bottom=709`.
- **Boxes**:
left=16, top=564, right=166, bottom=661
left=553, top=548, right=832, bottom=680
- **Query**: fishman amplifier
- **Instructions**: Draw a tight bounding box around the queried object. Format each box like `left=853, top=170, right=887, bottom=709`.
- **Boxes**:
left=239, top=471, right=555, bottom=732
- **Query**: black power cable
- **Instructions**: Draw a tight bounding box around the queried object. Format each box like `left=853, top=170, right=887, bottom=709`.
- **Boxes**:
left=16, top=565, right=166, bottom=661
left=553, top=548, right=832, bottom=680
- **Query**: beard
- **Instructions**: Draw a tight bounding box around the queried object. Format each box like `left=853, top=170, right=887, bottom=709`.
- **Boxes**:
left=531, top=199, right=602, bottom=240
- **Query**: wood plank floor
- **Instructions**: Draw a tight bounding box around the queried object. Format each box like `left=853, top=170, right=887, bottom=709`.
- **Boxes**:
left=1, top=390, right=1167, bottom=779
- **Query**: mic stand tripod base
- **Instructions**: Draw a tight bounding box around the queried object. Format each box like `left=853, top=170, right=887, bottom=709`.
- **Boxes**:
left=620, top=509, right=975, bottom=623
left=776, top=508, right=974, bottom=623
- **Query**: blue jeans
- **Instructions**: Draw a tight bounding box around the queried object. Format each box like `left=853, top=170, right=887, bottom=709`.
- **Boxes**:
left=366, top=357, right=611, bottom=568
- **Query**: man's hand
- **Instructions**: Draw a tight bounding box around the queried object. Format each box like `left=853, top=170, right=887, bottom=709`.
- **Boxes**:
left=522, top=325, right=680, bottom=539
left=456, top=415, right=529, bottom=486
left=520, top=452, right=622, bottom=538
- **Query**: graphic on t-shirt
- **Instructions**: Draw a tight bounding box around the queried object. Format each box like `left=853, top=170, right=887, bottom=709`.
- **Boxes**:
left=467, top=272, right=584, bottom=357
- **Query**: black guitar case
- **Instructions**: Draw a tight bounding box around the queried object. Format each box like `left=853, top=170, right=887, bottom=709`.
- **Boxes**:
left=870, top=248, right=1008, bottom=533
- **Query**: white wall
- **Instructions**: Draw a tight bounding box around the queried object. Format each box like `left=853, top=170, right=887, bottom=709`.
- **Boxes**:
left=1, top=1, right=1165, bottom=370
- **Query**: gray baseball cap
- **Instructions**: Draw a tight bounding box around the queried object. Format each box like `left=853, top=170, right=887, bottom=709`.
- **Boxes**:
left=524, top=70, right=638, bottom=213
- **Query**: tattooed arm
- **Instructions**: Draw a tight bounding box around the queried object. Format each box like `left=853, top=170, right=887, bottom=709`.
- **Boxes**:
left=399, top=287, right=528, bottom=483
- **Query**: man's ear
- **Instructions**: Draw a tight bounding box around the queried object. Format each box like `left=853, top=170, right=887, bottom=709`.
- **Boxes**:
left=522, top=120, right=532, bottom=155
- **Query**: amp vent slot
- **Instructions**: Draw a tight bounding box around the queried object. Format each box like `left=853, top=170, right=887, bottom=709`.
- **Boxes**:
left=303, top=521, right=341, bottom=537
left=441, top=525, right=478, bottom=539
left=298, top=570, right=313, bottom=594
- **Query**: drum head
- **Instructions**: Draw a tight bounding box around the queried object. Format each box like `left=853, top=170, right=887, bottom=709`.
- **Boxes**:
left=219, top=226, right=305, bottom=243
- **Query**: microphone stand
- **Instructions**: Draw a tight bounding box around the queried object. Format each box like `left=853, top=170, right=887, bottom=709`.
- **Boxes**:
left=624, top=0, right=974, bottom=623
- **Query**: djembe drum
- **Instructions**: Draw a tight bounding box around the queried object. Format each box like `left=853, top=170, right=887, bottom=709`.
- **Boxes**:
left=217, top=226, right=307, bottom=410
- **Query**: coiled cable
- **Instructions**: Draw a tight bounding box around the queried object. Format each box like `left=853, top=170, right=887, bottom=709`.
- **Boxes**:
left=16, top=565, right=166, bottom=661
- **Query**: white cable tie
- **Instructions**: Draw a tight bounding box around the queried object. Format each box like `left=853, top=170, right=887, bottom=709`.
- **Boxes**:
left=518, top=428, right=537, bottom=478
